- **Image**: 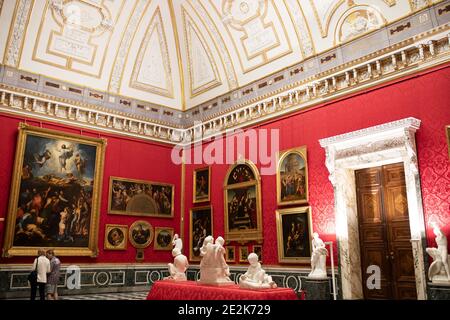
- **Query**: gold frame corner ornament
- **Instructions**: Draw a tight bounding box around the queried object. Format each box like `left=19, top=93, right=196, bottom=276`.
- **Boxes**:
left=189, top=205, right=213, bottom=262
left=153, top=226, right=175, bottom=251
left=193, top=166, right=211, bottom=203
left=104, top=224, right=128, bottom=251
left=276, top=206, right=313, bottom=264
left=2, top=123, right=106, bottom=257
left=223, top=159, right=263, bottom=244
left=276, top=146, right=309, bottom=206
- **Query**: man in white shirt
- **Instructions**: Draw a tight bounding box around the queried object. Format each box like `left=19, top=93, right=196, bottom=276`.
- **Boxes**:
left=30, top=249, right=50, bottom=300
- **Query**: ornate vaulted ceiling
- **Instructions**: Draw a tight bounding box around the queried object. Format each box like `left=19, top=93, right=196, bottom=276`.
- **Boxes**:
left=0, top=0, right=445, bottom=111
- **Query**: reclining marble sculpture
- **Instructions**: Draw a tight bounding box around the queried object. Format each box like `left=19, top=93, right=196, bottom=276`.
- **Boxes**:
left=239, top=253, right=277, bottom=289
left=198, top=235, right=234, bottom=286
left=164, top=236, right=188, bottom=281
left=426, top=223, right=450, bottom=284
left=308, top=233, right=328, bottom=280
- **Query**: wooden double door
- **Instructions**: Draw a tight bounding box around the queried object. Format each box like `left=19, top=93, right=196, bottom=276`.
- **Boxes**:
left=355, top=163, right=417, bottom=300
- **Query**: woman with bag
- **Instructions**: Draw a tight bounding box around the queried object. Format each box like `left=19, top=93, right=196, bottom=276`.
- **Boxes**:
left=29, top=249, right=50, bottom=300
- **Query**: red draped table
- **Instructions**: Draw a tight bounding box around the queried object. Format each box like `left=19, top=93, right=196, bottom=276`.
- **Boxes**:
left=147, top=280, right=299, bottom=300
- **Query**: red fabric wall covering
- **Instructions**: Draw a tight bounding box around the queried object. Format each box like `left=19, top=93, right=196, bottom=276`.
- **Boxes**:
left=184, top=64, right=450, bottom=267
left=0, top=114, right=182, bottom=264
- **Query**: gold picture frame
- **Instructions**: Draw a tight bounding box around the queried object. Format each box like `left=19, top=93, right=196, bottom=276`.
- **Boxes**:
left=193, top=166, right=211, bottom=203
left=225, top=246, right=235, bottom=263
left=446, top=125, right=450, bottom=158
left=2, top=123, right=106, bottom=257
left=276, top=146, right=309, bottom=206
left=253, top=245, right=262, bottom=263
left=189, top=206, right=213, bottom=261
left=239, top=246, right=249, bottom=263
left=154, top=227, right=174, bottom=251
left=129, top=220, right=153, bottom=249
left=223, top=160, right=263, bottom=244
left=276, top=206, right=313, bottom=263
left=108, top=176, right=174, bottom=218
left=104, top=224, right=128, bottom=250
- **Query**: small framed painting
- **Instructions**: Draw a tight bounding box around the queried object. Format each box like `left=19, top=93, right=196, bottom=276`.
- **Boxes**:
left=104, top=224, right=128, bottom=250
left=129, top=220, right=153, bottom=249
left=239, top=246, right=249, bottom=263
left=154, top=227, right=174, bottom=251
left=189, top=206, right=213, bottom=261
left=225, top=246, right=235, bottom=263
left=253, top=245, right=262, bottom=263
left=193, top=166, right=211, bottom=203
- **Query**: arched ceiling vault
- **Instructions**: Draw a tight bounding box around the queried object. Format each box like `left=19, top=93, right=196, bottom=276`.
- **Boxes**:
left=0, top=0, right=445, bottom=111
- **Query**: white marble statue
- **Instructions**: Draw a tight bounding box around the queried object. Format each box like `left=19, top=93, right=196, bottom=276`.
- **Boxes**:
left=426, top=223, right=450, bottom=284
left=239, top=253, right=277, bottom=290
left=308, top=233, right=328, bottom=280
left=172, top=233, right=183, bottom=252
left=164, top=247, right=189, bottom=281
left=198, top=235, right=234, bottom=286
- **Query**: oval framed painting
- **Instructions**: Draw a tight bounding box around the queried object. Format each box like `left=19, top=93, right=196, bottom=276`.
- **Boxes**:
left=129, top=220, right=153, bottom=249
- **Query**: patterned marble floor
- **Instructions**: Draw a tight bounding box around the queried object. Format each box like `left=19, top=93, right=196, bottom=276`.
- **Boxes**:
left=60, top=291, right=148, bottom=300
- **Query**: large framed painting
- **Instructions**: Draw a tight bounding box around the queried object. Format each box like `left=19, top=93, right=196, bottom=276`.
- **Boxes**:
left=193, top=166, right=210, bottom=203
left=154, top=227, right=174, bottom=251
left=2, top=123, right=106, bottom=257
left=129, top=220, right=153, bottom=249
left=276, top=146, right=308, bottom=206
left=224, top=160, right=262, bottom=243
left=108, top=177, right=174, bottom=218
left=189, top=206, right=213, bottom=261
left=446, top=125, right=450, bottom=158
left=104, top=224, right=127, bottom=250
left=276, top=206, right=313, bottom=263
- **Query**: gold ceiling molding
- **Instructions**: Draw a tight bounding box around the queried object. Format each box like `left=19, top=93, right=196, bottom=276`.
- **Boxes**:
left=383, top=0, right=397, bottom=6
left=309, top=0, right=346, bottom=38
left=3, top=0, right=34, bottom=67
left=189, top=0, right=239, bottom=90
left=108, top=0, right=150, bottom=94
left=409, top=0, right=432, bottom=12
left=130, top=6, right=174, bottom=98
left=31, top=0, right=124, bottom=78
left=182, top=7, right=222, bottom=98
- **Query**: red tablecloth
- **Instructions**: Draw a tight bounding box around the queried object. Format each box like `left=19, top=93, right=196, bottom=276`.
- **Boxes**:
left=147, top=280, right=299, bottom=300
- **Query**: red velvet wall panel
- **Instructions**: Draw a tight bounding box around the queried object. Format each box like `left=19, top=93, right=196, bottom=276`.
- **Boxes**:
left=184, top=64, right=450, bottom=266
left=0, top=115, right=181, bottom=264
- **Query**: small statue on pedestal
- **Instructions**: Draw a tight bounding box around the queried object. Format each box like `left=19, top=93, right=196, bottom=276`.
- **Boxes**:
left=239, top=253, right=277, bottom=289
left=198, top=235, right=234, bottom=286
left=164, top=235, right=188, bottom=281
left=308, top=233, right=328, bottom=280
left=172, top=233, right=183, bottom=252
left=426, top=222, right=450, bottom=284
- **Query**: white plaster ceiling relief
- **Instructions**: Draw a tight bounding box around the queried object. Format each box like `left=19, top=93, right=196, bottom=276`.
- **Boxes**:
left=130, top=7, right=173, bottom=98
left=182, top=8, right=222, bottom=97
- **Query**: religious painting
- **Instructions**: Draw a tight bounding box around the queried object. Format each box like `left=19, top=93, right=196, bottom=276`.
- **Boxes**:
left=108, top=177, right=174, bottom=218
left=277, top=146, right=308, bottom=206
left=225, top=246, right=235, bottom=263
left=129, top=220, right=153, bottom=249
left=2, top=123, right=106, bottom=257
left=189, top=206, right=213, bottom=261
left=239, top=246, right=249, bottom=263
left=253, top=245, right=262, bottom=263
left=104, top=224, right=127, bottom=250
left=193, top=166, right=211, bottom=203
left=224, top=160, right=263, bottom=243
left=446, top=125, right=450, bottom=158
left=154, top=227, right=174, bottom=251
left=276, top=207, right=313, bottom=263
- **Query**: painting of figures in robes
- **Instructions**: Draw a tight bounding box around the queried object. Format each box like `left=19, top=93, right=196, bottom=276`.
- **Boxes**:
left=2, top=124, right=106, bottom=257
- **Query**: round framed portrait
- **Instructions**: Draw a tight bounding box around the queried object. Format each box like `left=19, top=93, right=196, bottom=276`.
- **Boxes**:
left=104, top=224, right=128, bottom=250
left=129, top=220, right=154, bottom=249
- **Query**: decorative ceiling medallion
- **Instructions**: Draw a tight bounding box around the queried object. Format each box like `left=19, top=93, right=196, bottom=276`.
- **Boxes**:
left=309, top=0, right=346, bottom=38
left=409, top=0, right=431, bottom=12
left=336, top=5, right=386, bottom=44
left=182, top=8, right=222, bottom=98
left=130, top=7, right=174, bottom=98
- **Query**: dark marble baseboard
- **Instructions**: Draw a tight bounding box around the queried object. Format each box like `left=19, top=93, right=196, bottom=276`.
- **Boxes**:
left=427, top=283, right=450, bottom=300
left=0, top=264, right=340, bottom=300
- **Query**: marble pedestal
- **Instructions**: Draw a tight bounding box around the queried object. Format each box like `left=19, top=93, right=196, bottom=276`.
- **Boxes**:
left=427, top=283, right=450, bottom=300
left=303, top=278, right=330, bottom=300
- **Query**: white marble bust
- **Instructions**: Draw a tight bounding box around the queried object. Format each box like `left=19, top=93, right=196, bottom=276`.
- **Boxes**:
left=198, top=235, right=234, bottom=286
left=239, top=253, right=277, bottom=289
left=426, top=222, right=450, bottom=284
left=308, top=232, right=328, bottom=280
left=164, top=247, right=189, bottom=281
